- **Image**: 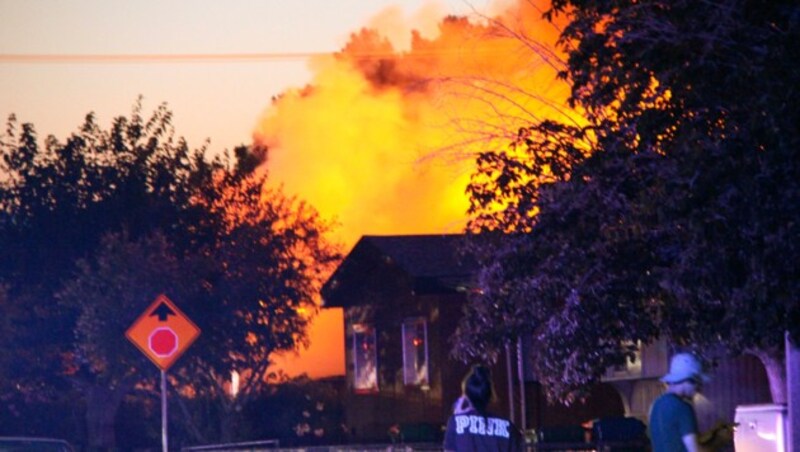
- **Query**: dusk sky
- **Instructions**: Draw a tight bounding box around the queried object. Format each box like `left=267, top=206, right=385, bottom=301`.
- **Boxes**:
left=0, top=0, right=481, bottom=155
left=0, top=0, right=568, bottom=378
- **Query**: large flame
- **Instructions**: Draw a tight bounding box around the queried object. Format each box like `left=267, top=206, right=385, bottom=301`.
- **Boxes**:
left=260, top=0, right=574, bottom=378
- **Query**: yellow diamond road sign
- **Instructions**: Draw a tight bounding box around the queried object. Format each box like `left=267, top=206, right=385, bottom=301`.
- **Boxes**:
left=126, top=294, right=200, bottom=371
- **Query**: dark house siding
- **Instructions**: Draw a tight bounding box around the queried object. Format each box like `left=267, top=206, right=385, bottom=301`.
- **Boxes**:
left=322, top=234, right=511, bottom=442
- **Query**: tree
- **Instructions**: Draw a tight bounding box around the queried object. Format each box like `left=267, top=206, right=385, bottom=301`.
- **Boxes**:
left=457, top=0, right=800, bottom=403
left=0, top=100, right=225, bottom=448
left=172, top=172, right=340, bottom=443
left=0, top=100, right=340, bottom=447
left=56, top=231, right=195, bottom=447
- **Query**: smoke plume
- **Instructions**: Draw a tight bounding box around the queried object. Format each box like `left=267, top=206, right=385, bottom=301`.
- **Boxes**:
left=259, top=0, right=574, bottom=378
left=254, top=0, right=571, bottom=247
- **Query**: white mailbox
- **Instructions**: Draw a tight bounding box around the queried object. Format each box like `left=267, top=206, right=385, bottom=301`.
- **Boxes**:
left=734, top=404, right=787, bottom=452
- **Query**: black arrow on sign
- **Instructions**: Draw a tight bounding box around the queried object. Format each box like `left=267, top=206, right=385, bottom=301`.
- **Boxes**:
left=150, top=302, right=176, bottom=321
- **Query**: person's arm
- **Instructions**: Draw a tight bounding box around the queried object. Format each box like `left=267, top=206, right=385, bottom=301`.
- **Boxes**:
left=672, top=397, right=703, bottom=452
left=698, top=421, right=736, bottom=451
left=684, top=432, right=725, bottom=452
left=682, top=432, right=702, bottom=452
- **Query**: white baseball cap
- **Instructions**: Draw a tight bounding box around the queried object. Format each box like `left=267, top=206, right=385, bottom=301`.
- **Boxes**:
left=661, top=352, right=710, bottom=384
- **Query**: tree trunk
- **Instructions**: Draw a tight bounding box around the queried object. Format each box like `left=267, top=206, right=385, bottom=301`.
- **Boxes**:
left=517, top=337, right=527, bottom=431
left=505, top=343, right=516, bottom=423
left=219, top=406, right=235, bottom=444
left=176, top=393, right=208, bottom=444
left=750, top=348, right=786, bottom=404
left=85, top=385, right=119, bottom=449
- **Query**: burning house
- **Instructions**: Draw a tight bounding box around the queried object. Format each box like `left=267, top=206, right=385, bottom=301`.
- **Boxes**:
left=320, top=234, right=628, bottom=442
left=321, top=234, right=774, bottom=445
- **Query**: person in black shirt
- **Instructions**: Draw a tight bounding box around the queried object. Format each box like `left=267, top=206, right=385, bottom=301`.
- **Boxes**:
left=444, top=365, right=524, bottom=452
left=649, top=352, right=734, bottom=452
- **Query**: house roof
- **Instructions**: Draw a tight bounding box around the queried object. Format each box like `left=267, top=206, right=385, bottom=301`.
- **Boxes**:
left=321, top=234, right=481, bottom=307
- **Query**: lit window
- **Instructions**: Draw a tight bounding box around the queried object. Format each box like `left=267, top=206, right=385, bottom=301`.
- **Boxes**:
left=352, top=324, right=378, bottom=393
left=402, top=318, right=429, bottom=388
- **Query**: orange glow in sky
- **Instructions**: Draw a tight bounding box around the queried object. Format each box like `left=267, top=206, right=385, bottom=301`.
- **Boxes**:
left=256, top=1, right=569, bottom=246
left=263, top=0, right=574, bottom=378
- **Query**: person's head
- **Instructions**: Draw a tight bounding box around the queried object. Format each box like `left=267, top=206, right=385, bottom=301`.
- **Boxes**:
left=661, top=353, right=709, bottom=399
left=461, top=365, right=494, bottom=413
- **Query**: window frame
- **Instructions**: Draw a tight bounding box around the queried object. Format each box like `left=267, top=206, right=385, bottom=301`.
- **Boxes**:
left=351, top=323, right=379, bottom=393
left=401, top=317, right=430, bottom=389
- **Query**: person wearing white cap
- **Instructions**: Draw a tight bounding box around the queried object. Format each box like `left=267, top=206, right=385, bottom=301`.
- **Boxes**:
left=648, top=352, right=710, bottom=452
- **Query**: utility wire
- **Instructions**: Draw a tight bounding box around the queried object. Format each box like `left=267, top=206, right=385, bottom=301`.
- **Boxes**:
left=0, top=52, right=330, bottom=63
left=0, top=47, right=497, bottom=64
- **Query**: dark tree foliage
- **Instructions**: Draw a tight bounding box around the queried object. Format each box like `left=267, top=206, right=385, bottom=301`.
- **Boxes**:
left=0, top=101, right=218, bottom=404
left=458, top=0, right=800, bottom=402
left=246, top=376, right=347, bottom=447
left=55, top=231, right=194, bottom=448
left=173, top=173, right=340, bottom=443
left=0, top=100, right=340, bottom=447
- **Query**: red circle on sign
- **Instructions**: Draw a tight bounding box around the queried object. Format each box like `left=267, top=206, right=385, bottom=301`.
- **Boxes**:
left=149, top=327, right=178, bottom=357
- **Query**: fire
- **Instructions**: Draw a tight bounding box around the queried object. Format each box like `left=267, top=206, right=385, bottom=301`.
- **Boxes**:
left=259, top=0, right=574, bottom=378
left=255, top=0, right=571, bottom=247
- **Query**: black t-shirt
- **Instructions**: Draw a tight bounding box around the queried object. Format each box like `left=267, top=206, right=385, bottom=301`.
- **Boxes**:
left=443, top=408, right=524, bottom=452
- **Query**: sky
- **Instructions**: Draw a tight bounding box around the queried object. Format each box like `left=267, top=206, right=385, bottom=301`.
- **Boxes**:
left=0, top=0, right=479, bottom=155
left=0, top=0, right=570, bottom=379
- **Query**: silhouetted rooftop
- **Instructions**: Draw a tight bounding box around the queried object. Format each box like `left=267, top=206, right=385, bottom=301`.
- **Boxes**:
left=321, top=234, right=481, bottom=307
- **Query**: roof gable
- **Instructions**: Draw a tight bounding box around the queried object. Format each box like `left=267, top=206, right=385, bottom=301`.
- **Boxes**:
left=322, top=234, right=479, bottom=307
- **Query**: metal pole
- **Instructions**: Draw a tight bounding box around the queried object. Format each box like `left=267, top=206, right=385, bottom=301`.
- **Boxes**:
left=505, top=343, right=515, bottom=424
left=161, top=370, right=168, bottom=452
left=787, top=332, right=799, bottom=452
left=517, top=337, right=527, bottom=432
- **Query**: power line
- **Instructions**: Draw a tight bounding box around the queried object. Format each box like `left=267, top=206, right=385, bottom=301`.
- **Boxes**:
left=0, top=52, right=330, bottom=63
left=0, top=47, right=489, bottom=64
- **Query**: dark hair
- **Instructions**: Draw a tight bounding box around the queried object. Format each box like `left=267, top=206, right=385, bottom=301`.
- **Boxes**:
left=462, top=365, right=494, bottom=414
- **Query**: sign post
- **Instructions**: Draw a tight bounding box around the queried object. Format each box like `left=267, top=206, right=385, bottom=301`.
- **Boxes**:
left=127, top=294, right=200, bottom=452
left=161, top=370, right=168, bottom=452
